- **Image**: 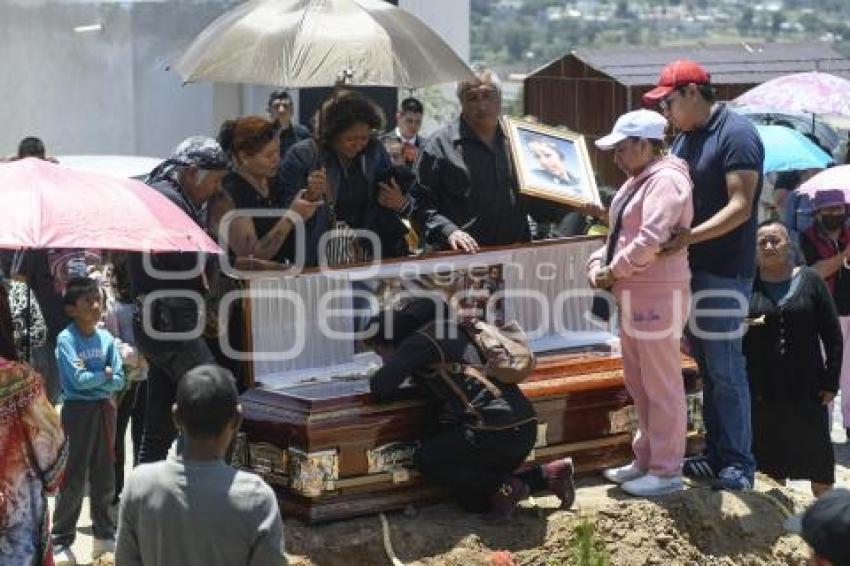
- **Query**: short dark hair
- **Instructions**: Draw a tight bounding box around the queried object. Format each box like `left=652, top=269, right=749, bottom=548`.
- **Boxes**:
left=18, top=136, right=46, bottom=159
left=176, top=365, right=238, bottom=438
left=364, top=297, right=447, bottom=348
left=63, top=277, right=99, bottom=306
left=399, top=97, right=423, bottom=115
left=268, top=89, right=292, bottom=110
left=315, top=90, right=385, bottom=150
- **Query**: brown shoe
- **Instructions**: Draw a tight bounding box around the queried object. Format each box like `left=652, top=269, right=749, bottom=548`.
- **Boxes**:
left=542, top=457, right=576, bottom=509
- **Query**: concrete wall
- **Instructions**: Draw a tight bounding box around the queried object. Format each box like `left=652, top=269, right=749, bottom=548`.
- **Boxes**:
left=0, top=0, right=469, bottom=158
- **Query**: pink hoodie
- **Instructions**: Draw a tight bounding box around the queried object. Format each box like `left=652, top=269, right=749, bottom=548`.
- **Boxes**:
left=588, top=154, right=693, bottom=284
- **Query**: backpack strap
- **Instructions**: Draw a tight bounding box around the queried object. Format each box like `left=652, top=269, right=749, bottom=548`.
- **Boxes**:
left=416, top=326, right=503, bottom=403
left=415, top=329, right=484, bottom=420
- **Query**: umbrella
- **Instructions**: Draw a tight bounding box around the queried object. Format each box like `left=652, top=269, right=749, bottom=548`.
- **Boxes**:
left=174, top=0, right=474, bottom=89
left=732, top=105, right=841, bottom=156
left=735, top=72, right=850, bottom=117
left=797, top=165, right=850, bottom=202
left=756, top=125, right=834, bottom=173
left=0, top=158, right=221, bottom=253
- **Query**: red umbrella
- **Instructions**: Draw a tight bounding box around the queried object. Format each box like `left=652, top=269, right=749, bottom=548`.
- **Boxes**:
left=0, top=158, right=221, bottom=253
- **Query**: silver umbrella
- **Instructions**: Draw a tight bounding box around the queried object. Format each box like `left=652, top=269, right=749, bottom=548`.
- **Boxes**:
left=174, top=0, right=474, bottom=88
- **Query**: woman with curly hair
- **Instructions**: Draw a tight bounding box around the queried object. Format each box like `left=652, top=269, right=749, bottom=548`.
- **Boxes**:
left=277, top=91, right=412, bottom=266
left=0, top=358, right=67, bottom=565
left=217, top=115, right=320, bottom=265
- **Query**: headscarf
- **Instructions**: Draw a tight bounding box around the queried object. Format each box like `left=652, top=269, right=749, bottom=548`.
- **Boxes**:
left=146, top=136, right=229, bottom=186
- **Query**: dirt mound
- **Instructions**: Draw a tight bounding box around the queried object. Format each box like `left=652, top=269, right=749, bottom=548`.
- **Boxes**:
left=587, top=488, right=809, bottom=565
left=286, top=480, right=812, bottom=565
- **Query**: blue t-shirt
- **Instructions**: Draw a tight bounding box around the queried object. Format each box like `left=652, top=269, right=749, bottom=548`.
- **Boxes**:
left=672, top=103, right=764, bottom=277
left=56, top=323, right=124, bottom=401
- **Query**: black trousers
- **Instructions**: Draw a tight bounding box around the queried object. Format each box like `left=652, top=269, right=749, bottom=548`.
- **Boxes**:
left=416, top=420, right=538, bottom=513
left=137, top=337, right=214, bottom=464
left=52, top=400, right=116, bottom=546
left=113, top=380, right=146, bottom=502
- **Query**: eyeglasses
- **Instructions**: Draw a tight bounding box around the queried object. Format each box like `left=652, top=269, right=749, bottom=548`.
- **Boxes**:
left=272, top=100, right=292, bottom=109
left=658, top=87, right=686, bottom=113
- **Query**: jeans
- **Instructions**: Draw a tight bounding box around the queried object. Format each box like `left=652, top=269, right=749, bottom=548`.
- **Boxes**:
left=687, top=270, right=756, bottom=478
left=136, top=335, right=214, bottom=463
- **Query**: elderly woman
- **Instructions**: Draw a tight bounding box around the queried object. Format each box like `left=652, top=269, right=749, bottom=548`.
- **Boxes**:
left=277, top=91, right=411, bottom=267
left=217, top=116, right=320, bottom=265
left=588, top=109, right=694, bottom=497
left=745, top=219, right=841, bottom=497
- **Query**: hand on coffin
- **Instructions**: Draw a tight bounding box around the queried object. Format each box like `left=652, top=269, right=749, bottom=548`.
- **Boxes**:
left=447, top=229, right=480, bottom=253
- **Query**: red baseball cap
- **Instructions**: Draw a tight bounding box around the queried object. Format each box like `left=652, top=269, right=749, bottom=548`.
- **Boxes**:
left=643, top=60, right=711, bottom=105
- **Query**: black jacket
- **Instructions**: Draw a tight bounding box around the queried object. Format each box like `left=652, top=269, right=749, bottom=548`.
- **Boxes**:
left=744, top=267, right=842, bottom=403
left=276, top=138, right=409, bottom=266
left=370, top=320, right=536, bottom=429
left=412, top=117, right=571, bottom=249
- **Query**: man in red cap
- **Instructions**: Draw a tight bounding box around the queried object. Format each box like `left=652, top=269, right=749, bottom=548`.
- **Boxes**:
left=645, top=60, right=764, bottom=491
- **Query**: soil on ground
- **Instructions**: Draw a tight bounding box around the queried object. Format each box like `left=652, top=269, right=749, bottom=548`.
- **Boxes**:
left=285, top=440, right=850, bottom=566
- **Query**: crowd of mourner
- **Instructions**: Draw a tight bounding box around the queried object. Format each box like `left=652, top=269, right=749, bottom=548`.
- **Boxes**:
left=1, top=59, right=849, bottom=566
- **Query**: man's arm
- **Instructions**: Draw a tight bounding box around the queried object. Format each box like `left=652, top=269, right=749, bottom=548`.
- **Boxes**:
left=411, top=149, right=460, bottom=246
left=661, top=169, right=759, bottom=254
left=370, top=334, right=441, bottom=401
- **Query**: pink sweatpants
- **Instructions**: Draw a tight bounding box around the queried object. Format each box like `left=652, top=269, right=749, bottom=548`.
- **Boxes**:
left=615, top=281, right=691, bottom=477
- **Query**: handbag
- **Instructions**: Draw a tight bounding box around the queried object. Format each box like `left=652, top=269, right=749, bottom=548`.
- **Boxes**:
left=591, top=185, right=641, bottom=322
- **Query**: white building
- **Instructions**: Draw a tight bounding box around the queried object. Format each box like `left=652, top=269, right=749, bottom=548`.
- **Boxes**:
left=0, top=0, right=469, bottom=158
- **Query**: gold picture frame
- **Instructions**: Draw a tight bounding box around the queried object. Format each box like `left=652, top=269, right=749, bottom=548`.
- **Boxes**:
left=504, top=117, right=600, bottom=207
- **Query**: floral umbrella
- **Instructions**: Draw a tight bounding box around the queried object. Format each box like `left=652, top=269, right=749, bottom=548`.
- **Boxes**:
left=735, top=72, right=850, bottom=117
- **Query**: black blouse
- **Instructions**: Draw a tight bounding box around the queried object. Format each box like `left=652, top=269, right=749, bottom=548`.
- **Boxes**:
left=743, top=267, right=842, bottom=403
left=223, top=172, right=289, bottom=264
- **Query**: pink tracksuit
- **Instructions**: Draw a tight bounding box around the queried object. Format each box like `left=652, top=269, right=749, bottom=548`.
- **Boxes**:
left=588, top=155, right=694, bottom=476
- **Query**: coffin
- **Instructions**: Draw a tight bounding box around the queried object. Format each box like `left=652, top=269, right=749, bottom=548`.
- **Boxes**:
left=230, top=237, right=704, bottom=523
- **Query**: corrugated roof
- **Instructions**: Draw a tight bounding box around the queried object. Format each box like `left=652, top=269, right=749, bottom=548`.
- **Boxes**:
left=565, top=42, right=850, bottom=86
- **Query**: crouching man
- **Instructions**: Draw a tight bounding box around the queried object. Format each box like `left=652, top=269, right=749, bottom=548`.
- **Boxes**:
left=365, top=298, right=574, bottom=520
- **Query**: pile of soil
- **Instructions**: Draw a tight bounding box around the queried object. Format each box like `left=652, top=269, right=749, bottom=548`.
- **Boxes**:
left=286, top=479, right=813, bottom=565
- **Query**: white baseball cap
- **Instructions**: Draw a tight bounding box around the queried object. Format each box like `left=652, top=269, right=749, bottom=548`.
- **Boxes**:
left=595, top=109, right=668, bottom=150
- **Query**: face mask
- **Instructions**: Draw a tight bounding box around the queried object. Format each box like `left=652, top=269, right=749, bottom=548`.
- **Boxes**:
left=820, top=214, right=846, bottom=232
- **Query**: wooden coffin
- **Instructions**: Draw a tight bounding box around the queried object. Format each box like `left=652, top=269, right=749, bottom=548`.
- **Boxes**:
left=231, top=237, right=704, bottom=523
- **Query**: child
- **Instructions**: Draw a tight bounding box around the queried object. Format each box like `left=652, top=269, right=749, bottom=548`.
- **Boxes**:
left=51, top=277, right=124, bottom=566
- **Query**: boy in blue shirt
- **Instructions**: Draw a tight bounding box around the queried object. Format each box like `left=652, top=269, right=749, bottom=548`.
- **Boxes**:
left=51, top=277, right=124, bottom=566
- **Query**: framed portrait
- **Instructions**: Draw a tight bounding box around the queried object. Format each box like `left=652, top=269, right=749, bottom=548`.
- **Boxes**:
left=504, top=117, right=600, bottom=207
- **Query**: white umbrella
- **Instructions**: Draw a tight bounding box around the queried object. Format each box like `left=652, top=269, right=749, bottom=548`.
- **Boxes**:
left=174, top=0, right=474, bottom=88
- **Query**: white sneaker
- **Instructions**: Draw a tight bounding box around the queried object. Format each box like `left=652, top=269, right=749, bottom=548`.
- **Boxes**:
left=92, top=537, right=115, bottom=560
left=602, top=461, right=645, bottom=484
left=53, top=545, right=77, bottom=566
left=621, top=473, right=684, bottom=497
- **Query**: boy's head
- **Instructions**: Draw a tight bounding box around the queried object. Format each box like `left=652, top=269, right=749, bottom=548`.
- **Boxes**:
left=17, top=136, right=46, bottom=159
left=174, top=364, right=240, bottom=442
left=397, top=97, right=424, bottom=139
left=63, top=277, right=102, bottom=326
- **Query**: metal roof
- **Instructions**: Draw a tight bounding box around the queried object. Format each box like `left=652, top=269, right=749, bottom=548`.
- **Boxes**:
left=560, top=42, right=850, bottom=86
